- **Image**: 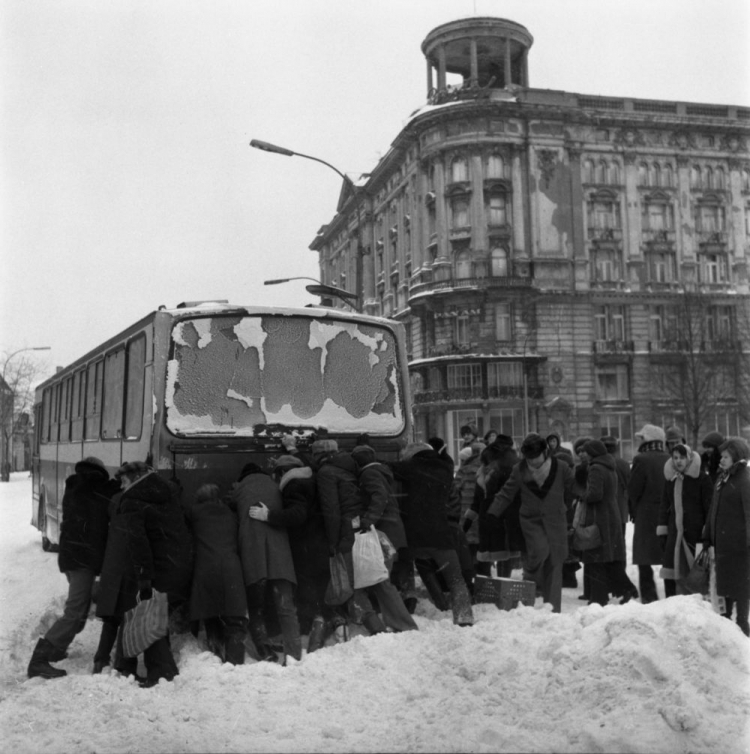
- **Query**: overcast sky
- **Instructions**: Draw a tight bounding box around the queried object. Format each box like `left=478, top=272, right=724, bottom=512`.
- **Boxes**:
left=2, top=0, right=749, bottom=374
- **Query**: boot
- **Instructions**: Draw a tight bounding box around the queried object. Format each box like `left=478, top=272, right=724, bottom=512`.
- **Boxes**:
left=362, top=612, right=387, bottom=636
left=28, top=638, right=67, bottom=679
left=306, top=615, right=328, bottom=654
left=224, top=632, right=246, bottom=666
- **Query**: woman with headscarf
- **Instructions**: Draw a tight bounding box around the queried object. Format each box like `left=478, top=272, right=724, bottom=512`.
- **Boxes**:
left=628, top=424, right=670, bottom=603
left=702, top=438, right=750, bottom=636
left=658, top=443, right=713, bottom=597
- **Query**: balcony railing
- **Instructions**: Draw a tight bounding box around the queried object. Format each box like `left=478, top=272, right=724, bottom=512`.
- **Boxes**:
left=642, top=229, right=676, bottom=245
left=648, top=339, right=740, bottom=354
left=697, top=231, right=728, bottom=246
left=648, top=340, right=690, bottom=353
left=701, top=339, right=741, bottom=353
left=592, top=340, right=635, bottom=354
left=588, top=227, right=623, bottom=243
left=409, top=275, right=531, bottom=301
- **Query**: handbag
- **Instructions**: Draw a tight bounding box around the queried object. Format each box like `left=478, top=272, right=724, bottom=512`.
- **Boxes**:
left=352, top=526, right=389, bottom=588
left=570, top=500, right=602, bottom=552
left=121, top=589, right=169, bottom=658
left=680, top=547, right=710, bottom=595
left=324, top=552, right=354, bottom=606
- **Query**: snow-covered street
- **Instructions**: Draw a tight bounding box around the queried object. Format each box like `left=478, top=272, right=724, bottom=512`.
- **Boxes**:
left=1, top=472, right=748, bottom=753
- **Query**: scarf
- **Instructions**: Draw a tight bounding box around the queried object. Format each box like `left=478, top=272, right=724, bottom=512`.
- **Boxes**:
left=528, top=456, right=552, bottom=488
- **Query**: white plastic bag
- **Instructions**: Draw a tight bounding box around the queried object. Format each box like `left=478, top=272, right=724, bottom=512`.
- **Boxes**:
left=352, top=526, right=389, bottom=588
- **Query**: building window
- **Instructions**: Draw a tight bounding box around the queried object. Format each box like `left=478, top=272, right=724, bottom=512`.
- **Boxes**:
left=486, top=154, right=504, bottom=179
left=707, top=306, right=733, bottom=341
left=455, top=251, right=472, bottom=279
left=454, top=312, right=471, bottom=344
left=487, top=362, right=523, bottom=388
left=447, top=363, right=481, bottom=389
left=638, top=163, right=649, bottom=186
left=587, top=196, right=621, bottom=229
left=597, top=413, right=634, bottom=462
left=715, top=167, right=725, bottom=190
left=699, top=252, right=728, bottom=283
left=451, top=156, right=468, bottom=183
left=450, top=196, right=470, bottom=228
left=646, top=251, right=676, bottom=283
left=487, top=408, right=524, bottom=449
left=490, top=247, right=509, bottom=277
left=594, top=305, right=625, bottom=342
left=691, top=165, right=702, bottom=189
left=663, top=164, right=674, bottom=187
left=583, top=159, right=595, bottom=183
left=742, top=169, right=750, bottom=192
left=596, top=364, right=630, bottom=401
left=642, top=200, right=674, bottom=231
left=487, top=193, right=507, bottom=226
left=596, top=161, right=607, bottom=184
left=609, top=162, right=621, bottom=184
left=648, top=305, right=678, bottom=345
left=495, top=303, right=511, bottom=340
left=695, top=204, right=725, bottom=232
left=591, top=248, right=622, bottom=283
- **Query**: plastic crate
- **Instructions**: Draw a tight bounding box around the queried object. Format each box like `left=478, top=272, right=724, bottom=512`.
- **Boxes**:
left=474, top=575, right=536, bottom=610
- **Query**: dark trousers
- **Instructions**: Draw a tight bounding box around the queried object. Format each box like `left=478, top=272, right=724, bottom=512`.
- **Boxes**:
left=246, top=579, right=301, bottom=661
left=45, top=569, right=95, bottom=654
left=723, top=596, right=750, bottom=637
left=610, top=561, right=638, bottom=599
left=525, top=556, right=563, bottom=613
left=638, top=565, right=659, bottom=603
left=587, top=561, right=624, bottom=606
left=415, top=549, right=474, bottom=625
left=205, top=616, right=247, bottom=664
left=468, top=544, right=492, bottom=577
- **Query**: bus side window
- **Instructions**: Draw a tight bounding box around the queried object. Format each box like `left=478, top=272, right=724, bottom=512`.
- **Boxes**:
left=124, top=335, right=146, bottom=440
left=41, top=387, right=51, bottom=443
left=102, top=349, right=125, bottom=439
left=71, top=368, right=86, bottom=442
left=50, top=383, right=60, bottom=443
left=85, top=360, right=103, bottom=441
left=60, top=376, right=73, bottom=443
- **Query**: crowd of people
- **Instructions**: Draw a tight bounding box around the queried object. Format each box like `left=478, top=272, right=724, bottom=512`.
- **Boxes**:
left=27, top=422, right=750, bottom=687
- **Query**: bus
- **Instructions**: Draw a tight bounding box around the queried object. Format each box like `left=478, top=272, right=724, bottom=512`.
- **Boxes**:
left=32, top=301, right=412, bottom=550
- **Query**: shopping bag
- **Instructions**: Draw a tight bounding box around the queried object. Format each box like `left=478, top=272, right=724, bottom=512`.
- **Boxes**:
left=679, top=547, right=710, bottom=595
left=569, top=500, right=602, bottom=552
left=121, top=589, right=169, bottom=658
left=352, top=526, right=389, bottom=588
left=376, top=529, right=398, bottom=572
left=324, top=552, right=354, bottom=606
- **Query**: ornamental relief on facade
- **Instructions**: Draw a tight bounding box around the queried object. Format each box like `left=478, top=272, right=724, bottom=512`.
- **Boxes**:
left=536, top=149, right=557, bottom=187
left=613, top=128, right=646, bottom=148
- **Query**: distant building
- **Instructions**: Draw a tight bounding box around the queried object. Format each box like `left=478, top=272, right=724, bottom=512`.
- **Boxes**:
left=309, top=16, right=750, bottom=461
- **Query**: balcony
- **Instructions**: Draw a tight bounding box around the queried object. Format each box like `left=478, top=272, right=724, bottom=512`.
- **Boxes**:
left=408, top=275, right=532, bottom=304
left=642, top=229, right=676, bottom=250
left=648, top=340, right=689, bottom=353
left=588, top=227, right=623, bottom=247
left=413, top=385, right=544, bottom=405
left=701, top=338, right=741, bottom=353
left=592, top=340, right=635, bottom=354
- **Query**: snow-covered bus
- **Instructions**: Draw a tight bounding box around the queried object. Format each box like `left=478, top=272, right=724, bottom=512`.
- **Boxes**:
left=31, top=301, right=412, bottom=550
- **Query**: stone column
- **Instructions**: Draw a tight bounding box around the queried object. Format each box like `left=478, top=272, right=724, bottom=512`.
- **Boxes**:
left=511, top=145, right=526, bottom=256
left=437, top=46, right=446, bottom=90
left=522, top=49, right=529, bottom=87
left=426, top=59, right=433, bottom=95
left=434, top=159, right=449, bottom=261
left=504, top=37, right=512, bottom=87
left=676, top=156, right=692, bottom=260
left=470, top=39, right=478, bottom=86
left=471, top=152, right=485, bottom=253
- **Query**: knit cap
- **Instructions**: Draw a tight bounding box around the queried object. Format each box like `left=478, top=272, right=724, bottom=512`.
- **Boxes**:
left=582, top=440, right=608, bottom=458
left=701, top=431, right=725, bottom=449
left=351, top=445, right=377, bottom=467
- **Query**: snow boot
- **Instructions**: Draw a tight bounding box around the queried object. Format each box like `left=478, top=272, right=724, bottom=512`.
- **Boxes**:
left=28, top=638, right=67, bottom=679
left=362, top=612, right=387, bottom=636
left=306, top=615, right=328, bottom=654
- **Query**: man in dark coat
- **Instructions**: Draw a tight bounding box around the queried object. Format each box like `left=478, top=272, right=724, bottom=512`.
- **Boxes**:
left=700, top=431, right=725, bottom=484
left=28, top=457, right=119, bottom=680
left=231, top=463, right=301, bottom=663
left=392, top=442, right=474, bottom=626
left=95, top=461, right=193, bottom=686
left=185, top=484, right=247, bottom=665
left=628, top=424, right=670, bottom=603
left=575, top=440, right=627, bottom=606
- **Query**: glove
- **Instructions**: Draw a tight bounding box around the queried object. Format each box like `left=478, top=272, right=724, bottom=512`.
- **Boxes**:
left=138, top=580, right=153, bottom=601
left=461, top=518, right=472, bottom=534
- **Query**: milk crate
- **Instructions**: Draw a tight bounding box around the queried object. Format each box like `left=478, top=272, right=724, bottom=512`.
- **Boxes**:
left=474, top=575, right=536, bottom=610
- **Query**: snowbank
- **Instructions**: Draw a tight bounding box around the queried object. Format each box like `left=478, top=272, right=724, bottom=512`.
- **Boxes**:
left=1, top=473, right=748, bottom=753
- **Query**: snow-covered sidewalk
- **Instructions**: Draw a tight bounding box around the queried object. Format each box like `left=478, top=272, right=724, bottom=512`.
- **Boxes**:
left=1, top=472, right=748, bottom=753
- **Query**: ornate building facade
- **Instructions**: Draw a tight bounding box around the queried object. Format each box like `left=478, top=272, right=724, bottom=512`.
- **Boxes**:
left=309, top=17, right=750, bottom=461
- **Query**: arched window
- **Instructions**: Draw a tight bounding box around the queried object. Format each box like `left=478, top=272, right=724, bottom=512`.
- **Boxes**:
left=638, top=163, right=649, bottom=186
left=450, top=196, right=470, bottom=228
left=583, top=159, right=595, bottom=183
left=663, top=164, right=674, bottom=187
left=652, top=163, right=661, bottom=187
left=715, top=167, right=725, bottom=190
left=743, top=169, right=750, bottom=192
left=609, top=162, right=621, bottom=185
left=490, top=247, right=509, bottom=277
left=691, top=165, right=702, bottom=189
left=486, top=154, right=504, bottom=179
left=487, top=193, right=507, bottom=226
left=451, top=156, right=468, bottom=183
left=455, top=250, right=472, bottom=279
left=705, top=166, right=714, bottom=189
left=597, top=161, right=607, bottom=184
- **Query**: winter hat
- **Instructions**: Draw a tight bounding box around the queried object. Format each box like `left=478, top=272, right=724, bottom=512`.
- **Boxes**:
left=75, top=456, right=107, bottom=475
left=115, top=460, right=151, bottom=479
left=460, top=424, right=478, bottom=437
left=718, top=438, right=750, bottom=463
left=635, top=424, right=666, bottom=444
left=195, top=483, right=220, bottom=503
left=665, top=425, right=685, bottom=444
left=600, top=435, right=618, bottom=452
left=573, top=436, right=594, bottom=454
left=520, top=433, right=547, bottom=459
left=272, top=455, right=304, bottom=470
left=401, top=442, right=433, bottom=461
left=428, top=437, right=446, bottom=453
left=351, top=445, right=377, bottom=467
left=582, top=440, right=608, bottom=458
left=701, top=431, right=725, bottom=449
left=493, top=433, right=514, bottom=448
left=310, top=439, right=338, bottom=456
left=458, top=447, right=473, bottom=463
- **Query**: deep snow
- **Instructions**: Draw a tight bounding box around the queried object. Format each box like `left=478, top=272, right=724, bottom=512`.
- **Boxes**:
left=1, top=472, right=748, bottom=753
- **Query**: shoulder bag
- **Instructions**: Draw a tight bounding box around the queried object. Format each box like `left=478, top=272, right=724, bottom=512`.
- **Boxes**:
left=122, top=589, right=169, bottom=658
left=571, top=500, right=602, bottom=552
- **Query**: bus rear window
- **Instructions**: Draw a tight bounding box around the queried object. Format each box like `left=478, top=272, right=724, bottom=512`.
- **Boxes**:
left=165, top=315, right=404, bottom=436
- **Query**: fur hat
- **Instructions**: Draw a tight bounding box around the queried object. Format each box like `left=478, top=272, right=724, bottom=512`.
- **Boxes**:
left=582, top=440, right=608, bottom=458
left=310, top=439, right=338, bottom=456
left=75, top=456, right=107, bottom=475
left=459, top=424, right=478, bottom=437
left=351, top=445, right=377, bottom=467
left=427, top=437, right=446, bottom=453
left=573, top=436, right=594, bottom=454
left=115, top=461, right=151, bottom=479
left=718, top=438, right=750, bottom=463
left=635, top=424, right=666, bottom=444
left=492, top=434, right=514, bottom=448
left=600, top=435, right=618, bottom=451
left=701, top=431, right=725, bottom=449
left=401, top=442, right=433, bottom=461
left=520, top=433, right=547, bottom=459
left=272, top=455, right=304, bottom=470
left=665, top=425, right=685, bottom=444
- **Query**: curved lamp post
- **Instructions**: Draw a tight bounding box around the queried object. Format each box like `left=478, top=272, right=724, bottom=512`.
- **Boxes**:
left=264, top=277, right=360, bottom=311
left=1, top=346, right=50, bottom=481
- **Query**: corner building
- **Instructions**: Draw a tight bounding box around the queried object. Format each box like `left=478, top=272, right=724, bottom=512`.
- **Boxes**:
left=309, top=17, right=750, bottom=461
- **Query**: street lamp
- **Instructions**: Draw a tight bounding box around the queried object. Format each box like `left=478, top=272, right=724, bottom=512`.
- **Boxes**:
left=263, top=277, right=360, bottom=311
left=1, top=346, right=51, bottom=481
left=251, top=138, right=366, bottom=311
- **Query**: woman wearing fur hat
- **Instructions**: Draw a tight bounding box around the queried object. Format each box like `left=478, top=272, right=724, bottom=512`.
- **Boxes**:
left=628, top=424, right=670, bottom=603
left=486, top=433, right=575, bottom=612
left=575, top=440, right=627, bottom=606
left=658, top=444, right=713, bottom=597
left=702, top=438, right=750, bottom=636
left=28, top=457, right=120, bottom=680
left=94, top=462, right=193, bottom=686
left=700, top=431, right=725, bottom=484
